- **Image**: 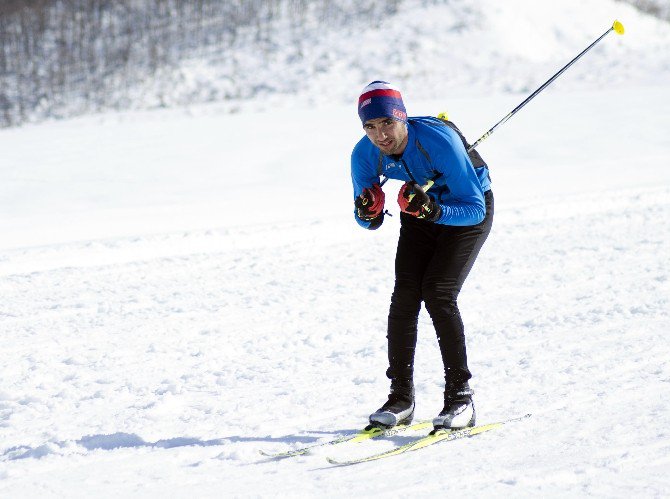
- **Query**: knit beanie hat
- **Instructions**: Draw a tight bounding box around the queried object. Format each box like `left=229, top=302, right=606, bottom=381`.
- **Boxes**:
left=358, top=81, right=407, bottom=124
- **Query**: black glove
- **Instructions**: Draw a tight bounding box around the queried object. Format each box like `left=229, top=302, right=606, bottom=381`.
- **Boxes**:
left=354, top=184, right=385, bottom=221
left=397, top=182, right=441, bottom=221
left=355, top=184, right=385, bottom=230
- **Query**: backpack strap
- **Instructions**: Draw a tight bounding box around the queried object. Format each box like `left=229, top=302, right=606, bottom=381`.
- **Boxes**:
left=415, top=139, right=432, bottom=164
left=437, top=118, right=487, bottom=169
left=411, top=117, right=488, bottom=169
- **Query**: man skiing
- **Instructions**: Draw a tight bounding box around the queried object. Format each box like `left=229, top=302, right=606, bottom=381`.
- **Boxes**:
left=351, top=81, right=493, bottom=430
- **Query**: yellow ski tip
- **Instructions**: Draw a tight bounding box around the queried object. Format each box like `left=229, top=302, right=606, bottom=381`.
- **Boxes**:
left=613, top=20, right=625, bottom=35
left=437, top=111, right=449, bottom=121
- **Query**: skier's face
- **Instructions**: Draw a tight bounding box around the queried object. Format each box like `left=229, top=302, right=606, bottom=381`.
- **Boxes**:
left=363, top=117, right=408, bottom=156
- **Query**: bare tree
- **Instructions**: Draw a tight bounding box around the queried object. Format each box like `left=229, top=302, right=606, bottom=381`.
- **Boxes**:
left=0, top=0, right=407, bottom=127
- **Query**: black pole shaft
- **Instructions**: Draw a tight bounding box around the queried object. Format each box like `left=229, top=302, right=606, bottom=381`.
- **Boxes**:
left=378, top=22, right=621, bottom=187
left=467, top=25, right=615, bottom=152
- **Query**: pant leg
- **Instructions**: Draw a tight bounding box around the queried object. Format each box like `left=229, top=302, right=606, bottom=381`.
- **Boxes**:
left=385, top=213, right=435, bottom=381
left=422, top=191, right=494, bottom=384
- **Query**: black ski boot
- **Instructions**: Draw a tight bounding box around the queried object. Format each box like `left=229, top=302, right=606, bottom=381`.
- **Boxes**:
left=432, top=381, right=475, bottom=430
left=369, top=379, right=415, bottom=428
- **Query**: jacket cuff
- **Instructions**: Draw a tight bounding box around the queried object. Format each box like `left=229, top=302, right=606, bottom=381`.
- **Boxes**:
left=426, top=204, right=442, bottom=223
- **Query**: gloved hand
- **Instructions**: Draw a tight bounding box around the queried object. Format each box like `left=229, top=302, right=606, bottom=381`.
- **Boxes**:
left=397, top=182, right=441, bottom=221
left=355, top=184, right=385, bottom=221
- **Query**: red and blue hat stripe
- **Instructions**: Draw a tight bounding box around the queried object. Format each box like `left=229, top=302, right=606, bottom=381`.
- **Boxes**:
left=358, top=81, right=407, bottom=124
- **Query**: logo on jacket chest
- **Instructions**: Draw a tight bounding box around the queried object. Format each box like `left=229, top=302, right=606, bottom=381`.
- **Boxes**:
left=383, top=161, right=411, bottom=180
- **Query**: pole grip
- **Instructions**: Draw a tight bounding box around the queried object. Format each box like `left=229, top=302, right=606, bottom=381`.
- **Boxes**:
left=407, top=179, right=435, bottom=202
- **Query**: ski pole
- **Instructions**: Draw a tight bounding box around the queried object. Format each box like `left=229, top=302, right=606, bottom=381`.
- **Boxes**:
left=379, top=172, right=440, bottom=190
left=467, top=20, right=625, bottom=152
left=368, top=176, right=436, bottom=201
left=378, top=20, right=624, bottom=187
left=406, top=177, right=437, bottom=202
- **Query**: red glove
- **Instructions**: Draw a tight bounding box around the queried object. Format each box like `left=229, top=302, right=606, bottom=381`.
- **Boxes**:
left=397, top=182, right=441, bottom=221
left=355, top=184, right=385, bottom=220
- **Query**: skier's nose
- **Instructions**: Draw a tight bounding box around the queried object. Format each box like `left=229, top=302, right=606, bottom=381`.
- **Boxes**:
left=375, top=128, right=387, bottom=140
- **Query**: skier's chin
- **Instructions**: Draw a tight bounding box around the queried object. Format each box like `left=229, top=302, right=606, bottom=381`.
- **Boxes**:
left=378, top=142, right=396, bottom=155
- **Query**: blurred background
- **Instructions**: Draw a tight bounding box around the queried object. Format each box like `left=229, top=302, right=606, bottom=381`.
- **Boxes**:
left=1, top=0, right=668, bottom=128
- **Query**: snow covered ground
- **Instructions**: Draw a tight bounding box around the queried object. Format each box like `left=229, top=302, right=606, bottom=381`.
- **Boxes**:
left=2, top=3, right=670, bottom=498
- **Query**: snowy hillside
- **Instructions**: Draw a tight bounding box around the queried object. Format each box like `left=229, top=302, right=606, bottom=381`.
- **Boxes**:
left=2, top=0, right=670, bottom=126
left=117, top=0, right=670, bottom=118
left=1, top=1, right=670, bottom=498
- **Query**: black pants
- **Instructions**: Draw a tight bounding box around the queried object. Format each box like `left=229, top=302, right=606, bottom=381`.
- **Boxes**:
left=386, top=190, right=494, bottom=385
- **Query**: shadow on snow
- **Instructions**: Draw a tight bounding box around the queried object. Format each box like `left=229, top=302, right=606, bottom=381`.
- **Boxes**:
left=1, top=428, right=360, bottom=461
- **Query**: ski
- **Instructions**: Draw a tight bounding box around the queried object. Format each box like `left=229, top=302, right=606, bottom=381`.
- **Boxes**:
left=326, top=413, right=531, bottom=466
left=259, top=419, right=432, bottom=459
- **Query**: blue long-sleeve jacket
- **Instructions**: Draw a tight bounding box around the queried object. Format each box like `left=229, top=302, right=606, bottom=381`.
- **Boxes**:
left=351, top=116, right=491, bottom=229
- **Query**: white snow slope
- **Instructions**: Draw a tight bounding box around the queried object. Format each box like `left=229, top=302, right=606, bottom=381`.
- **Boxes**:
left=1, top=2, right=670, bottom=498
